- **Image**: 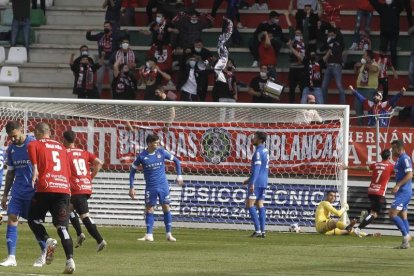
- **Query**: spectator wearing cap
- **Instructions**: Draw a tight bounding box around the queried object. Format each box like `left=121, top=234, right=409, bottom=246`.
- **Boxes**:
left=353, top=49, right=380, bottom=125
left=349, top=85, right=405, bottom=127
left=321, top=26, right=345, bottom=104
left=139, top=56, right=171, bottom=100
left=249, top=11, right=290, bottom=68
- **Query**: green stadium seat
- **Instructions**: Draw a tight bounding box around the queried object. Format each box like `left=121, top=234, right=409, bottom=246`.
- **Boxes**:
left=1, top=9, right=13, bottom=26
left=30, top=9, right=46, bottom=27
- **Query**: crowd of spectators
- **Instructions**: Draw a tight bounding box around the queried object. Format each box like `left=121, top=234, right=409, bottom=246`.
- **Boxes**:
left=62, top=0, right=414, bottom=126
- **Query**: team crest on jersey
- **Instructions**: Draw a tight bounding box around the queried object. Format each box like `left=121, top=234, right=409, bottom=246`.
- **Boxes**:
left=201, top=128, right=231, bottom=164
left=157, top=153, right=161, bottom=159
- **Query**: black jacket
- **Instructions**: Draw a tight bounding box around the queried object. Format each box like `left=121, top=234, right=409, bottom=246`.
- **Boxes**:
left=369, top=0, right=404, bottom=33
left=176, top=65, right=202, bottom=92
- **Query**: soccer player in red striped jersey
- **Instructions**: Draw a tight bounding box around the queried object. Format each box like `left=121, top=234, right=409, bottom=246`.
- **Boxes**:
left=63, top=130, right=107, bottom=252
left=27, top=123, right=75, bottom=274
left=341, top=149, right=394, bottom=237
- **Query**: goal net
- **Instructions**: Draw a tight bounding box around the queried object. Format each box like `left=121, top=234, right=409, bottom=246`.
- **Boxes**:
left=0, top=98, right=349, bottom=231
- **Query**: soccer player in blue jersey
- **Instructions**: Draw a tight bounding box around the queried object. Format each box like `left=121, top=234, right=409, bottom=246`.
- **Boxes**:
left=243, top=131, right=269, bottom=238
left=389, top=140, right=413, bottom=249
left=0, top=121, right=46, bottom=267
left=0, top=147, right=5, bottom=224
left=129, top=134, right=183, bottom=242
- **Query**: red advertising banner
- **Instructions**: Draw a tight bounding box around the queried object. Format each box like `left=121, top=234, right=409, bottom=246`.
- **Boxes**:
left=3, top=119, right=411, bottom=177
left=348, top=126, right=414, bottom=176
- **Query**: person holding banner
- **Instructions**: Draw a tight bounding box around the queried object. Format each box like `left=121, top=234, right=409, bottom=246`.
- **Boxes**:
left=314, top=190, right=356, bottom=235
left=129, top=134, right=183, bottom=242
left=340, top=149, right=394, bottom=237
left=389, top=140, right=413, bottom=249
left=243, top=131, right=269, bottom=238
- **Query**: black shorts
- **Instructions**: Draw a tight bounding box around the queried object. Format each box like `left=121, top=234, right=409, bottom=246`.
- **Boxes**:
left=368, top=194, right=386, bottom=214
left=70, top=194, right=91, bottom=216
left=28, top=192, right=71, bottom=227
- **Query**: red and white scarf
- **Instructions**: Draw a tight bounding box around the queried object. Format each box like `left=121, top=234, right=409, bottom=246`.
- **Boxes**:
left=99, top=35, right=113, bottom=56
left=116, top=49, right=135, bottom=65
left=77, top=64, right=94, bottom=90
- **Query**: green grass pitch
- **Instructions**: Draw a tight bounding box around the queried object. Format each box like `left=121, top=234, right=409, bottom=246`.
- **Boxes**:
left=0, top=224, right=413, bottom=275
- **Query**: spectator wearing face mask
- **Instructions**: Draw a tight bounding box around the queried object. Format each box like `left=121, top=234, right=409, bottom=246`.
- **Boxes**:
left=349, top=85, right=405, bottom=127
left=369, top=0, right=405, bottom=68
left=353, top=49, right=380, bottom=125
left=86, top=21, right=126, bottom=97
left=250, top=11, right=290, bottom=68
left=112, top=57, right=138, bottom=100
left=176, top=55, right=202, bottom=101
left=71, top=55, right=103, bottom=99
left=287, top=29, right=307, bottom=103
left=110, top=38, right=138, bottom=70
left=139, top=12, right=179, bottom=46
left=300, top=52, right=323, bottom=104
left=146, top=0, right=186, bottom=26
left=139, top=57, right=172, bottom=100
left=289, top=3, right=320, bottom=53
left=321, top=27, right=345, bottom=104
left=248, top=65, right=274, bottom=103
left=70, top=45, right=95, bottom=96
left=188, top=39, right=214, bottom=102
left=172, top=10, right=214, bottom=50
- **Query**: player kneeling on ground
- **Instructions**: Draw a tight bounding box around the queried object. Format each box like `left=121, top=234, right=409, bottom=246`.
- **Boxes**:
left=315, top=191, right=356, bottom=235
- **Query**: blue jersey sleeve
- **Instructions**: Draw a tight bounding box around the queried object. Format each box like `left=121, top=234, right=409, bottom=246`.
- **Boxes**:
left=129, top=155, right=142, bottom=188
left=6, top=146, right=14, bottom=170
left=401, top=155, right=413, bottom=175
left=163, top=149, right=182, bottom=176
left=249, top=149, right=262, bottom=185
left=0, top=149, right=5, bottom=190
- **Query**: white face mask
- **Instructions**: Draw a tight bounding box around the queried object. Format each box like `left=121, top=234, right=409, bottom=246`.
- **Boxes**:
left=194, top=47, right=202, bottom=53
left=360, top=58, right=367, bottom=64
left=260, top=72, right=268, bottom=79
left=189, top=60, right=196, bottom=67
left=121, top=43, right=129, bottom=50
left=191, top=19, right=198, bottom=24
left=146, top=62, right=151, bottom=68
left=156, top=16, right=162, bottom=24
left=327, top=36, right=334, bottom=43
left=385, top=0, right=393, bottom=4
left=295, top=35, right=302, bottom=41
left=81, top=51, right=88, bottom=56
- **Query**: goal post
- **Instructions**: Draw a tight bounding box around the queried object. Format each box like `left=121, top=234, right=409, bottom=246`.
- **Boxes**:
left=0, top=97, right=350, bottom=230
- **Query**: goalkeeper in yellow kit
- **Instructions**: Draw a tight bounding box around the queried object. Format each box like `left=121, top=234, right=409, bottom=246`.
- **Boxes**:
left=315, top=190, right=356, bottom=235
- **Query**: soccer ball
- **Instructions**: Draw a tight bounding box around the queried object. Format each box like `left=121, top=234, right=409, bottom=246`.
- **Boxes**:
left=289, top=223, right=301, bottom=233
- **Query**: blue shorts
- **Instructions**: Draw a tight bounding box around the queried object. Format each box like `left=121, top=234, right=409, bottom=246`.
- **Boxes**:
left=7, top=196, right=32, bottom=219
left=247, top=186, right=266, bottom=201
left=391, top=193, right=412, bottom=211
left=145, top=186, right=170, bottom=206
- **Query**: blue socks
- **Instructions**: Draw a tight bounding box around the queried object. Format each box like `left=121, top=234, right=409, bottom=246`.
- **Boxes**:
left=163, top=211, right=172, bottom=233
left=259, top=207, right=266, bottom=233
left=6, top=225, right=17, bottom=256
left=248, top=207, right=260, bottom=232
left=392, top=216, right=408, bottom=236
left=403, top=219, right=410, bottom=236
left=146, top=212, right=154, bottom=234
